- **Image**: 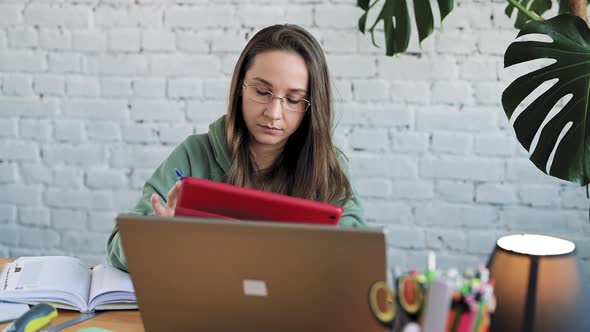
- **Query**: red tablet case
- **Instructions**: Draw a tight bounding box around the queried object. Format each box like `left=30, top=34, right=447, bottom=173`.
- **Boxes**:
left=174, top=177, right=343, bottom=225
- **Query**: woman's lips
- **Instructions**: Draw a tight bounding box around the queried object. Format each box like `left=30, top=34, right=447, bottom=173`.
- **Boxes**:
left=258, top=124, right=282, bottom=131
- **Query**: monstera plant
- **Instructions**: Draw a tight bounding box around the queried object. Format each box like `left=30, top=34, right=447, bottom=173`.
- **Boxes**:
left=357, top=0, right=590, bottom=186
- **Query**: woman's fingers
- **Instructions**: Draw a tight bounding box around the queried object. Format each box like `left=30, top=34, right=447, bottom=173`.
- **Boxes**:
left=151, top=193, right=169, bottom=216
left=152, top=182, right=181, bottom=217
left=166, top=181, right=181, bottom=209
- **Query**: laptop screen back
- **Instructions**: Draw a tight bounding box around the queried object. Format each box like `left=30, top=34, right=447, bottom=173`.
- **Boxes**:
left=117, top=215, right=388, bottom=332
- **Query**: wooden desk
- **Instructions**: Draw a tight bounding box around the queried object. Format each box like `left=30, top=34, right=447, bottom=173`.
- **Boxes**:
left=0, top=258, right=144, bottom=332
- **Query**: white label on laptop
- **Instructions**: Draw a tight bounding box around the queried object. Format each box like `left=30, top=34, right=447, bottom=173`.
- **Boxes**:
left=243, top=280, right=268, bottom=297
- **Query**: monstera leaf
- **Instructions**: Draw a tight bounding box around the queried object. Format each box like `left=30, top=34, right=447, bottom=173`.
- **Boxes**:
left=505, top=0, right=590, bottom=29
left=502, top=14, right=590, bottom=185
left=505, top=0, right=549, bottom=28
left=357, top=0, right=454, bottom=56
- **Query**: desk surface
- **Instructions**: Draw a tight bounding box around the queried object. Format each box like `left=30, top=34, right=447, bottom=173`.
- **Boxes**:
left=0, top=258, right=144, bottom=332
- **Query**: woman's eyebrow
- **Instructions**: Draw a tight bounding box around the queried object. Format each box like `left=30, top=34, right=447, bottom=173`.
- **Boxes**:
left=251, top=77, right=307, bottom=93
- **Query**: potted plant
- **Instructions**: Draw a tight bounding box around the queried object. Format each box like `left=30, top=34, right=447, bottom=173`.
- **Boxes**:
left=357, top=0, right=590, bottom=187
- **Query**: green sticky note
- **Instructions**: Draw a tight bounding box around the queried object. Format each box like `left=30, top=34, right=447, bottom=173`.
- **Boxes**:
left=78, top=328, right=113, bottom=332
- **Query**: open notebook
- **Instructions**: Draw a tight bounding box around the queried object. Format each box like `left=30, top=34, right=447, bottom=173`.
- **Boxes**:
left=0, top=256, right=136, bottom=313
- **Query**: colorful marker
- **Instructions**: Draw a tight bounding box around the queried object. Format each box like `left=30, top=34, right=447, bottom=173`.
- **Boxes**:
left=427, top=251, right=437, bottom=284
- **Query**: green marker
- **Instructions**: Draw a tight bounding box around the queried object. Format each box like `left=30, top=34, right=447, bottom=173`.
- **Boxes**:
left=426, top=251, right=436, bottom=285
left=4, top=303, right=57, bottom=332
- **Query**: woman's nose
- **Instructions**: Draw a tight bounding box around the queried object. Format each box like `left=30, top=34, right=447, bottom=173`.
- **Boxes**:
left=265, top=98, right=283, bottom=120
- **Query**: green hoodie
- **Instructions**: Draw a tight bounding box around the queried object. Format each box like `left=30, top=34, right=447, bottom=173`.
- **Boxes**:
left=107, top=115, right=366, bottom=271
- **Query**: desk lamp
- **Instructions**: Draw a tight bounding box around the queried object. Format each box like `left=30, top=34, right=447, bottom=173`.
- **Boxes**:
left=487, top=234, right=589, bottom=332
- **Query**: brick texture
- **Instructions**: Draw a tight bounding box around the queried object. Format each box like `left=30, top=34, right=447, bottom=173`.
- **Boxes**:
left=0, top=0, right=587, bottom=282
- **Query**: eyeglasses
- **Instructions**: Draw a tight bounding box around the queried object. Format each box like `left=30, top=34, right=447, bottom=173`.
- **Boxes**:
left=242, top=84, right=311, bottom=113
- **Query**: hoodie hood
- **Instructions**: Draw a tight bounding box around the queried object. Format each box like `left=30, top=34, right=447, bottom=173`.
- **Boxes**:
left=208, top=115, right=232, bottom=173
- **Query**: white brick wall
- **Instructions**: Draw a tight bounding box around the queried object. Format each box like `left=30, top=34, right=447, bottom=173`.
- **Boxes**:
left=0, top=0, right=588, bottom=280
left=8, top=28, right=37, bottom=49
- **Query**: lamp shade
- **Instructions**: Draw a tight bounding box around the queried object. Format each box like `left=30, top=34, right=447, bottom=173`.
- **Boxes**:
left=487, top=234, right=589, bottom=332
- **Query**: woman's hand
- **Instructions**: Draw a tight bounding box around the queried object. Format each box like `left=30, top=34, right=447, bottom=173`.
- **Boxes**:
left=150, top=181, right=181, bottom=216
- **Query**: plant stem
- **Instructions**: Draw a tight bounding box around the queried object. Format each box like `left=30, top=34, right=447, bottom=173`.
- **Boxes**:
left=568, top=0, right=588, bottom=22
left=506, top=0, right=543, bottom=21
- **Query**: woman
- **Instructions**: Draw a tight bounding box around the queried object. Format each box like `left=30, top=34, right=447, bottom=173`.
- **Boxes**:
left=107, top=24, right=366, bottom=271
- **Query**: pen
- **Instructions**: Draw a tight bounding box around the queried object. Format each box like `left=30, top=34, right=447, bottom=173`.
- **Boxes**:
left=175, top=168, right=185, bottom=180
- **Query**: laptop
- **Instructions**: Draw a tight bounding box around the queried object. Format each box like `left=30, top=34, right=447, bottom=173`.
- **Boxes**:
left=175, top=176, right=344, bottom=225
left=116, top=214, right=389, bottom=332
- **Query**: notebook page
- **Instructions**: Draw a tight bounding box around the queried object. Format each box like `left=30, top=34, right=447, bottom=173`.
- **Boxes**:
left=88, top=264, right=136, bottom=310
left=0, top=256, right=91, bottom=311
left=0, top=302, right=30, bottom=324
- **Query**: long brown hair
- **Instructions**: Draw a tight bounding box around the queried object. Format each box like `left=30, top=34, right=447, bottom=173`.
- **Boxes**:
left=225, top=24, right=352, bottom=205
